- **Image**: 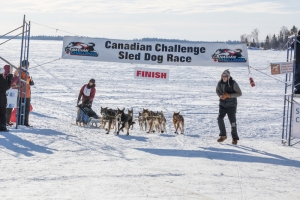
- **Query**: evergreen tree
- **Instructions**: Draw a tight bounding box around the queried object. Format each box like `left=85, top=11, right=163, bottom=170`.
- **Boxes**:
left=264, top=35, right=270, bottom=50
left=271, top=34, right=279, bottom=49
left=290, top=25, right=298, bottom=35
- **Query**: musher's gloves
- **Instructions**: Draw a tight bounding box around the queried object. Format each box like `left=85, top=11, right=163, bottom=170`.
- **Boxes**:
left=29, top=77, right=34, bottom=86
left=221, top=93, right=230, bottom=100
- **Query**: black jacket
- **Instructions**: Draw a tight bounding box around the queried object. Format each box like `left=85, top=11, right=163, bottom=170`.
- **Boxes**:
left=216, top=77, right=242, bottom=108
left=0, top=75, right=10, bottom=93
left=291, top=36, right=300, bottom=62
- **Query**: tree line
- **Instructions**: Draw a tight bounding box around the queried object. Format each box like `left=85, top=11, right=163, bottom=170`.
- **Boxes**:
left=135, top=37, right=240, bottom=44
left=240, top=26, right=298, bottom=50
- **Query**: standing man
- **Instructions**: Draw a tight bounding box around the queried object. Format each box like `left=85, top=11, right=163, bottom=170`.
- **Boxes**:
left=77, top=79, right=96, bottom=107
left=216, top=69, right=242, bottom=145
left=291, top=30, right=300, bottom=94
left=0, top=66, right=12, bottom=131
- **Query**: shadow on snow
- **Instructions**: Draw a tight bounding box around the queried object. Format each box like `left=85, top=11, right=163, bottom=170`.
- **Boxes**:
left=135, top=145, right=300, bottom=168
left=30, top=111, right=58, bottom=119
left=0, top=131, right=56, bottom=157
left=117, top=135, right=148, bottom=142
left=0, top=128, right=74, bottom=157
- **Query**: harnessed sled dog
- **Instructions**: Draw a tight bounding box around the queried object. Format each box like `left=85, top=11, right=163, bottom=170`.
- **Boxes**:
left=173, top=112, right=184, bottom=134
left=157, top=111, right=167, bottom=133
left=117, top=108, right=135, bottom=135
left=138, top=111, right=147, bottom=131
left=141, top=108, right=167, bottom=133
left=100, top=107, right=119, bottom=134
left=128, top=109, right=134, bottom=130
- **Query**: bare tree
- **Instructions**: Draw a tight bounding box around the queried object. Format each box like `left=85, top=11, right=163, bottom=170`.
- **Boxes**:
left=240, top=34, right=247, bottom=43
left=251, top=28, right=260, bottom=47
left=280, top=26, right=290, bottom=43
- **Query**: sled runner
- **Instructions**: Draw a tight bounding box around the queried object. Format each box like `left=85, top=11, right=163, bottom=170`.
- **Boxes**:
left=76, top=104, right=101, bottom=127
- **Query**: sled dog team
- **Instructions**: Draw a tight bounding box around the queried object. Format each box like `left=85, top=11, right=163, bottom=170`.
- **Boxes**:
left=96, top=107, right=184, bottom=135
left=76, top=79, right=184, bottom=135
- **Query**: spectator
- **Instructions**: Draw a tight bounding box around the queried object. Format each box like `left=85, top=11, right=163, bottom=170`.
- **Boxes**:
left=18, top=60, right=34, bottom=127
left=3, top=65, right=13, bottom=126
left=0, top=66, right=12, bottom=131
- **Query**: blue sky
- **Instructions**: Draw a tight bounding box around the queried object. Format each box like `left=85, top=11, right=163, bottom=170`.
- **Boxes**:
left=0, top=0, right=299, bottom=42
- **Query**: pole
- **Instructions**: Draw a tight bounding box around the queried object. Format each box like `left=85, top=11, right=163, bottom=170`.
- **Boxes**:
left=16, top=15, right=26, bottom=129
left=288, top=34, right=297, bottom=146
left=282, top=41, right=290, bottom=143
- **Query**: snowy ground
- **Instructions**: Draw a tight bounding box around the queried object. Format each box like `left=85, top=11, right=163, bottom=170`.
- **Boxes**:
left=0, top=39, right=300, bottom=200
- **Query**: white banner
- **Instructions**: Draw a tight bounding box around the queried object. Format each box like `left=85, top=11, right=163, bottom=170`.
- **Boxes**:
left=6, top=89, right=18, bottom=108
left=62, top=36, right=249, bottom=66
left=292, top=98, right=300, bottom=139
left=134, top=67, right=169, bottom=81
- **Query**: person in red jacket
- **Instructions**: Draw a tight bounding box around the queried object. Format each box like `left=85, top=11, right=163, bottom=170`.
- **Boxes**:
left=77, top=79, right=96, bottom=107
left=3, top=65, right=18, bottom=126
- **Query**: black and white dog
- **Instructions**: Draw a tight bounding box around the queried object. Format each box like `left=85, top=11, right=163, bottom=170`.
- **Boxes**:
left=117, top=108, right=135, bottom=135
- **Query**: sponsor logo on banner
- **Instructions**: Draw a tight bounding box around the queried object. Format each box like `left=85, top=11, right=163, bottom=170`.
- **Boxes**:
left=65, top=42, right=99, bottom=57
left=270, top=62, right=293, bottom=75
left=212, top=49, right=247, bottom=63
left=292, top=98, right=300, bottom=139
left=134, top=67, right=169, bottom=81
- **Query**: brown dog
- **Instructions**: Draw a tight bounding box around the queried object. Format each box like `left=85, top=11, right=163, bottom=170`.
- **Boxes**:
left=173, top=112, right=184, bottom=134
left=142, top=108, right=161, bottom=133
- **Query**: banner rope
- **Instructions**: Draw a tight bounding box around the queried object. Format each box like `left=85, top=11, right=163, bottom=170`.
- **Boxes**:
left=249, top=65, right=289, bottom=84
left=31, top=58, right=61, bottom=69
left=30, top=21, right=79, bottom=36
left=0, top=25, right=23, bottom=39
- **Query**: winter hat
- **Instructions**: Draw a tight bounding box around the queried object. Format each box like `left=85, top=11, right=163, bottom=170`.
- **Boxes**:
left=89, top=78, right=95, bottom=84
left=221, top=69, right=231, bottom=85
left=222, top=69, right=231, bottom=79
left=0, top=67, right=4, bottom=74
left=22, top=60, right=29, bottom=67
left=4, top=65, right=10, bottom=75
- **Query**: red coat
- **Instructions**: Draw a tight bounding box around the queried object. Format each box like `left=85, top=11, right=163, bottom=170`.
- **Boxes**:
left=3, top=65, right=18, bottom=89
left=78, top=84, right=96, bottom=104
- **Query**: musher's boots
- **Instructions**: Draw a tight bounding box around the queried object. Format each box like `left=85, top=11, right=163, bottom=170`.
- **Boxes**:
left=232, top=140, right=238, bottom=145
left=217, top=136, right=227, bottom=143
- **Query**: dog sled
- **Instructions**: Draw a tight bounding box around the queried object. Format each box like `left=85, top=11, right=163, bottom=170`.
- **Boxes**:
left=76, top=104, right=101, bottom=127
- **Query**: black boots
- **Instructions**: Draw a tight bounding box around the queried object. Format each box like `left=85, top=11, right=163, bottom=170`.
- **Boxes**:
left=0, top=125, right=9, bottom=132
